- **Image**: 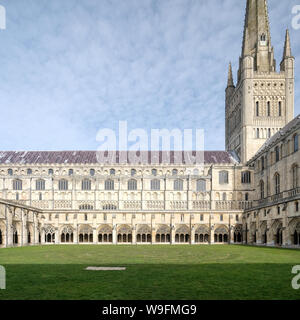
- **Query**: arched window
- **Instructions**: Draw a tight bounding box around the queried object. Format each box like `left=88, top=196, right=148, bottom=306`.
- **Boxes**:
left=197, top=179, right=206, bottom=192
left=13, top=179, right=22, bottom=191
left=82, top=179, right=91, bottom=191
left=267, top=101, right=270, bottom=116
left=27, top=168, right=32, bottom=175
left=39, top=193, right=42, bottom=201
left=274, top=173, right=280, bottom=195
left=128, top=179, right=137, bottom=191
left=268, top=128, right=271, bottom=138
left=174, top=179, right=183, bottom=191
left=260, top=180, right=265, bottom=199
left=222, top=193, right=227, bottom=201
left=151, top=179, right=160, bottom=190
left=241, top=171, right=251, bottom=184
left=261, top=33, right=266, bottom=41
left=68, top=169, right=73, bottom=176
left=36, top=179, right=45, bottom=191
left=279, top=101, right=282, bottom=116
left=261, top=157, right=265, bottom=171
left=275, top=146, right=280, bottom=162
left=152, top=169, right=157, bottom=176
left=131, top=169, right=136, bottom=177
left=245, top=193, right=249, bottom=201
left=8, top=169, right=13, bottom=176
left=292, top=165, right=298, bottom=189
left=105, top=179, right=114, bottom=191
left=110, top=169, right=115, bottom=176
left=48, top=169, right=53, bottom=175
left=219, top=171, right=229, bottom=184
left=294, top=134, right=299, bottom=153
left=90, top=169, right=95, bottom=176
left=58, top=179, right=68, bottom=191
left=172, top=169, right=178, bottom=176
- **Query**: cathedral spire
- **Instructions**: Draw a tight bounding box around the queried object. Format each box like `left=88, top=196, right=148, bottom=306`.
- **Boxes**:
left=242, top=0, right=271, bottom=57
left=282, top=29, right=292, bottom=59
left=239, top=0, right=275, bottom=76
left=227, top=62, right=234, bottom=87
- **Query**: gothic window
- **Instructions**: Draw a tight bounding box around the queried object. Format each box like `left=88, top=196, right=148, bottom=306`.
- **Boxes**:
left=274, top=173, right=280, bottom=195
left=219, top=171, right=229, bottom=184
left=27, top=168, right=32, bottom=175
left=36, top=179, right=45, bottom=191
left=260, top=180, right=265, bottom=199
left=292, top=165, right=298, bottom=189
left=151, top=179, right=160, bottom=191
left=90, top=169, right=95, bottom=176
left=13, top=179, right=22, bottom=191
left=241, top=171, right=251, bottom=184
left=267, top=102, right=270, bottom=116
left=82, top=179, right=91, bottom=191
left=261, top=33, right=266, bottom=41
left=8, top=169, right=13, bottom=176
left=245, top=193, right=249, bottom=201
left=174, top=179, right=183, bottom=191
left=105, top=179, right=114, bottom=191
left=197, top=179, right=206, bottom=192
left=58, top=179, right=68, bottom=191
left=128, top=179, right=137, bottom=191
left=294, top=134, right=299, bottom=153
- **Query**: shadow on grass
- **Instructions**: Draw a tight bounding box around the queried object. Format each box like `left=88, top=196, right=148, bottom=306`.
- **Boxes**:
left=0, top=263, right=299, bottom=300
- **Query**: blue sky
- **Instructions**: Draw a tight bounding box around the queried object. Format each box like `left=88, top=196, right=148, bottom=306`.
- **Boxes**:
left=0, top=0, right=299, bottom=151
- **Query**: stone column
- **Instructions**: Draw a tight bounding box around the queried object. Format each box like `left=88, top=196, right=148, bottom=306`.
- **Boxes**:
left=73, top=222, right=78, bottom=244
left=41, top=228, right=45, bottom=245
left=21, top=209, right=28, bottom=246
left=6, top=206, right=13, bottom=247
left=55, top=228, right=59, bottom=244
left=282, top=215, right=290, bottom=246
left=93, top=228, right=97, bottom=244
left=132, top=224, right=136, bottom=245
left=112, top=223, right=117, bottom=245
left=267, top=219, right=273, bottom=246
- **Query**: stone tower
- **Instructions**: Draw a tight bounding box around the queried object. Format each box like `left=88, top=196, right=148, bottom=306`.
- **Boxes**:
left=225, top=0, right=294, bottom=163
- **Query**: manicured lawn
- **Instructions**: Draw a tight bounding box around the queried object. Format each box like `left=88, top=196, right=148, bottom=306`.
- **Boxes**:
left=0, top=245, right=300, bottom=300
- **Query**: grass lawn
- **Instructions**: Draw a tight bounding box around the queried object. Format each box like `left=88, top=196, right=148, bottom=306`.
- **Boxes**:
left=0, top=244, right=300, bottom=300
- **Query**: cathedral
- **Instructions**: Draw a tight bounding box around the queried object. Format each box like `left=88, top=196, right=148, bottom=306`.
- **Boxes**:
left=0, top=0, right=299, bottom=248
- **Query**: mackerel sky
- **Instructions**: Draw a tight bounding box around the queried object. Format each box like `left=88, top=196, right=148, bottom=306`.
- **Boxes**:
left=0, top=0, right=299, bottom=151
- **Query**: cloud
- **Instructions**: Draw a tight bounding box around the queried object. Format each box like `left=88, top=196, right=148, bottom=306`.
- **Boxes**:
left=0, top=0, right=299, bottom=151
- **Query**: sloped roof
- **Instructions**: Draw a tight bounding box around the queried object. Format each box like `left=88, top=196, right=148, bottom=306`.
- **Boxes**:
left=0, top=150, right=239, bottom=165
left=248, top=114, right=300, bottom=164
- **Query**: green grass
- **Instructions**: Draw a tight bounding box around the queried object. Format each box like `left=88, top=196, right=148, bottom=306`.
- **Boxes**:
left=0, top=245, right=300, bottom=300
